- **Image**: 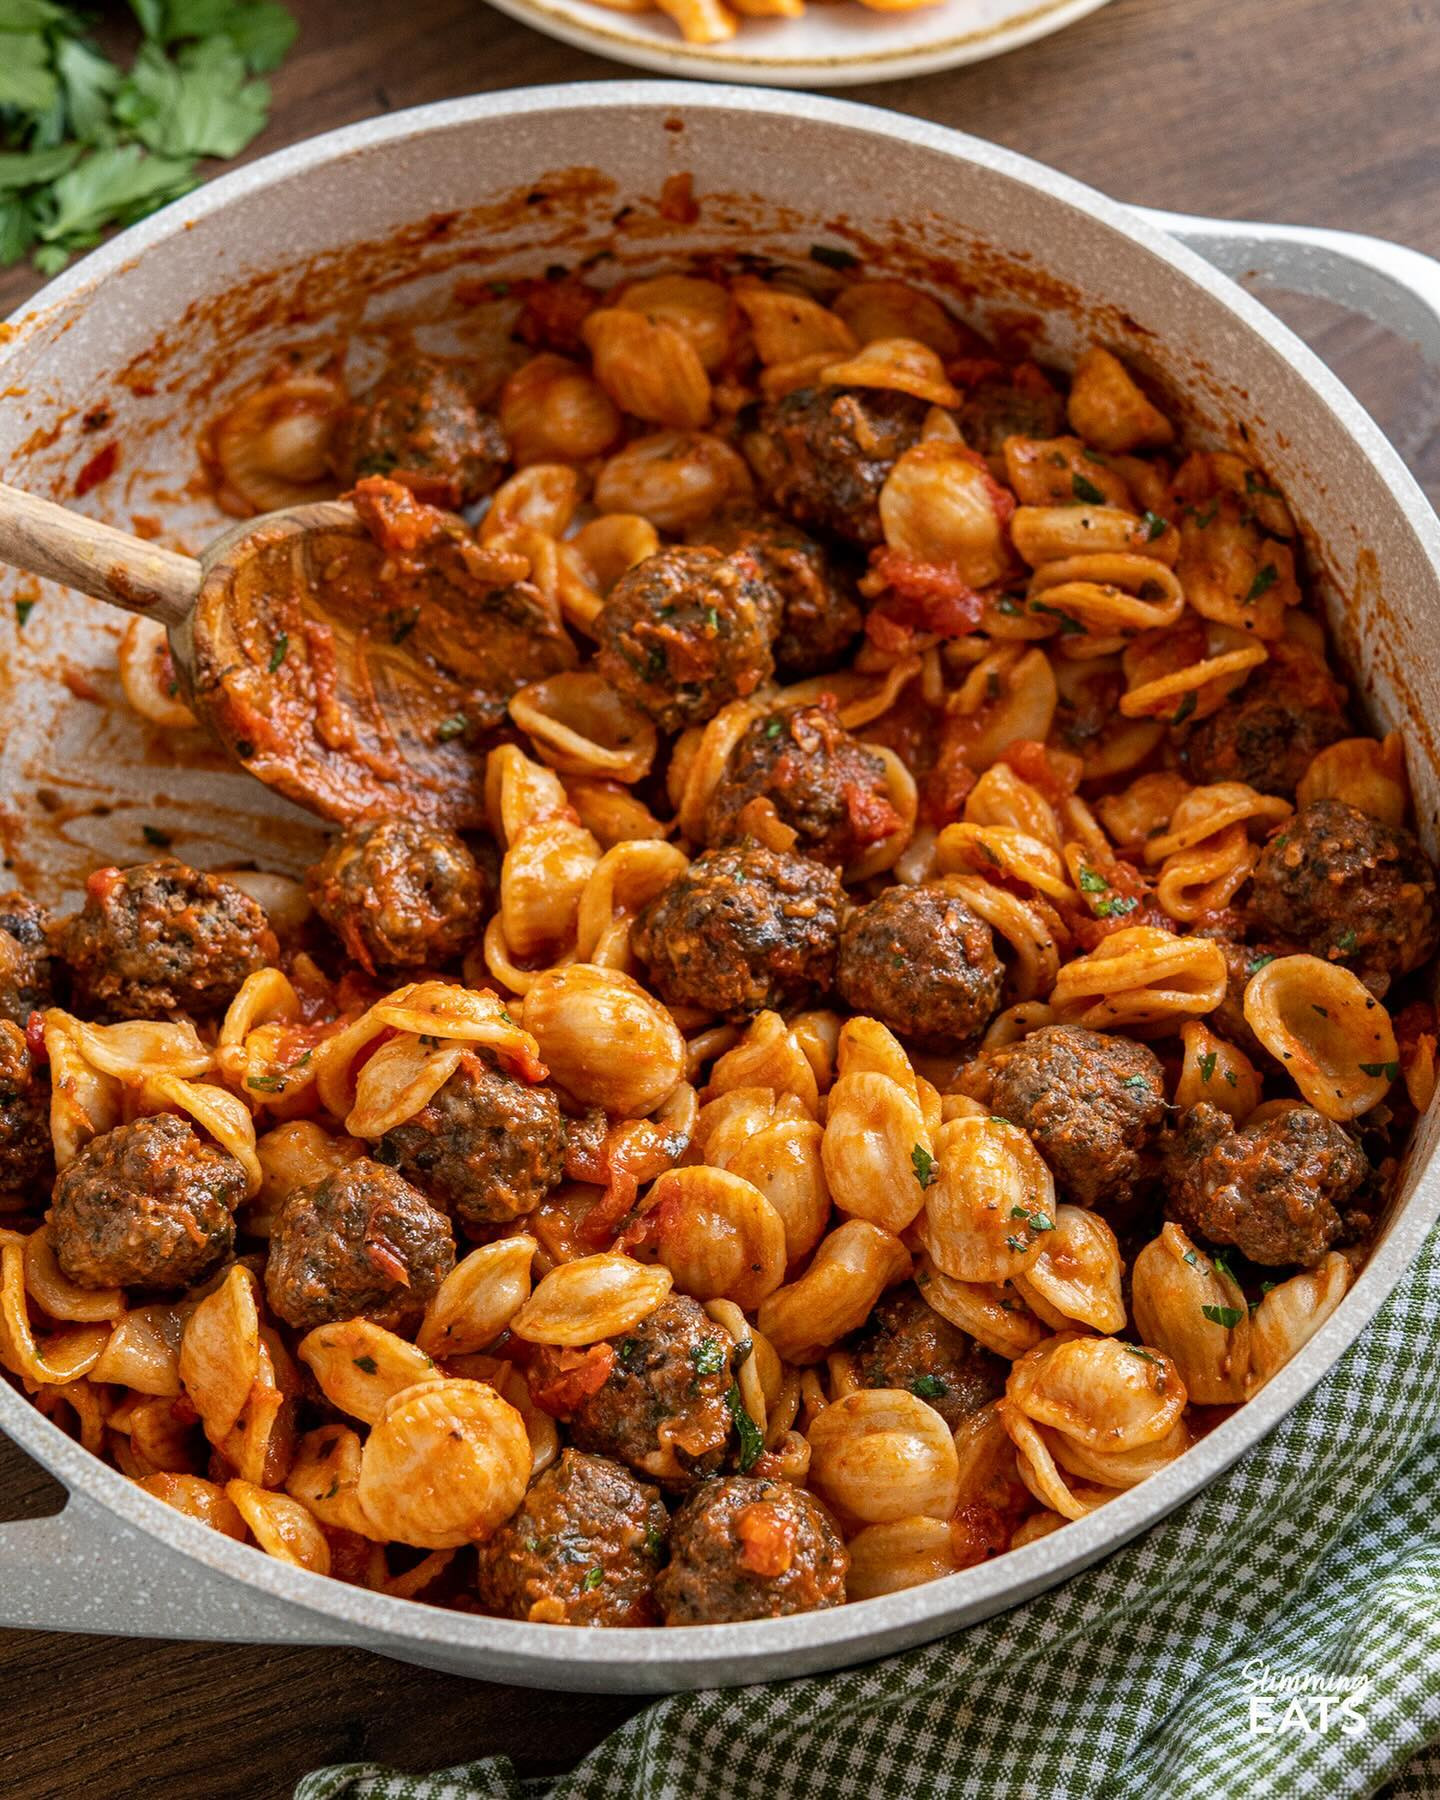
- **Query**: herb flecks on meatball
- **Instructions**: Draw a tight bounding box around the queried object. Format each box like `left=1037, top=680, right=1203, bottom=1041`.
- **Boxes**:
left=657, top=1474, right=849, bottom=1625
left=689, top=506, right=861, bottom=677
left=705, top=699, right=900, bottom=868
left=838, top=880, right=1004, bottom=1046
left=330, top=355, right=508, bottom=508
left=374, top=1051, right=565, bottom=1235
left=1163, top=1100, right=1369, bottom=1268
left=264, top=1159, right=454, bottom=1332
left=742, top=384, right=931, bottom=547
left=1183, top=643, right=1348, bottom=800
left=0, top=1019, right=52, bottom=1197
left=306, top=818, right=487, bottom=975
left=632, top=844, right=843, bottom=1021
left=966, top=1023, right=1167, bottom=1214
left=595, top=546, right=781, bottom=735
left=48, top=1113, right=242, bottom=1291
left=1248, top=799, right=1439, bottom=987
left=59, top=860, right=276, bottom=1021
left=850, top=1285, right=1006, bottom=1430
left=476, top=1449, right=669, bottom=1627
left=563, top=1294, right=735, bottom=1488
left=0, top=892, right=54, bottom=1028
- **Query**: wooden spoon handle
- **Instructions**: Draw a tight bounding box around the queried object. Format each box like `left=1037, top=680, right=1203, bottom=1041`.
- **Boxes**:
left=0, top=480, right=199, bottom=630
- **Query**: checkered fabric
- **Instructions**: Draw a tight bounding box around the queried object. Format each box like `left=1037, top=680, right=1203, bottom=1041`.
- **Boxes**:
left=296, top=1225, right=1440, bottom=1800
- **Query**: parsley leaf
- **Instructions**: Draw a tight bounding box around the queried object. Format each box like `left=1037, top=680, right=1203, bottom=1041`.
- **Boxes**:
left=582, top=1565, right=604, bottom=1592
left=1071, top=471, right=1107, bottom=505
left=436, top=713, right=468, bottom=742
left=1360, top=1061, right=1400, bottom=1081
left=911, top=1143, right=937, bottom=1188
left=1245, top=562, right=1279, bottom=603
left=690, top=1337, right=726, bottom=1376
left=1142, top=510, right=1169, bottom=542
left=1202, top=1303, right=1245, bottom=1330
left=267, top=632, right=288, bottom=673
left=1246, top=953, right=1276, bottom=976
left=14, top=596, right=36, bottom=628
left=353, top=1354, right=378, bottom=1375
left=725, top=1384, right=764, bottom=1472
left=1197, top=1050, right=1217, bottom=1083
left=909, top=1374, right=947, bottom=1401
left=1120, top=1073, right=1152, bottom=1092
left=1078, top=866, right=1109, bottom=894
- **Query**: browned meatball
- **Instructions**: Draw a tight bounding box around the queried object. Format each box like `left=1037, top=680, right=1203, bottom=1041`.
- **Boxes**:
left=1163, top=1100, right=1369, bottom=1268
left=48, top=1114, right=241, bottom=1290
left=837, top=881, right=1003, bottom=1047
left=632, top=844, right=843, bottom=1021
left=0, top=892, right=54, bottom=1027
left=954, top=368, right=1067, bottom=463
left=1183, top=644, right=1348, bottom=799
left=374, top=1051, right=564, bottom=1235
left=689, top=506, right=861, bottom=677
left=594, top=547, right=780, bottom=734
left=850, top=1285, right=1005, bottom=1430
left=968, top=1024, right=1167, bottom=1212
left=59, top=860, right=276, bottom=1020
left=0, top=1020, right=52, bottom=1197
left=264, top=1159, right=454, bottom=1331
left=1248, top=799, right=1438, bottom=987
left=657, top=1475, right=848, bottom=1626
left=476, top=1449, right=669, bottom=1627
left=568, top=1295, right=735, bottom=1488
left=705, top=700, right=900, bottom=869
left=306, top=819, right=486, bottom=974
left=742, top=385, right=930, bottom=546
left=330, top=355, right=507, bottom=508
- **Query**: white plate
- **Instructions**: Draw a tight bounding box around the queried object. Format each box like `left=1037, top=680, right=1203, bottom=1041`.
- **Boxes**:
left=480, top=0, right=1114, bottom=87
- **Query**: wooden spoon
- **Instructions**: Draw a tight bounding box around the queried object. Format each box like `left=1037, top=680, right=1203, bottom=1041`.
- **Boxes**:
left=0, top=480, right=576, bottom=829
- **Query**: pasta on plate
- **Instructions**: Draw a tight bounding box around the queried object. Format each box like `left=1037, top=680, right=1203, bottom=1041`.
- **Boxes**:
left=2, top=254, right=1437, bottom=1629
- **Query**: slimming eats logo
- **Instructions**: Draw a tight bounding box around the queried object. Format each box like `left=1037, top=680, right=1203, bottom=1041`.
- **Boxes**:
left=1239, top=1659, right=1369, bottom=1737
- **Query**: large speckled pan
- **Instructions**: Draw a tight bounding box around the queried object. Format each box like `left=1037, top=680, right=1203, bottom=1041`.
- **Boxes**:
left=1, top=84, right=1439, bottom=1692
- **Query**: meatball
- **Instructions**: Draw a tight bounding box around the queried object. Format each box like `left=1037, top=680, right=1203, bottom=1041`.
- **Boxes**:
left=59, top=860, right=276, bottom=1020
left=594, top=547, right=780, bottom=734
left=657, top=1475, right=848, bottom=1626
left=1163, top=1100, right=1369, bottom=1268
left=264, top=1159, right=454, bottom=1331
left=742, top=384, right=930, bottom=547
left=837, top=881, right=1004, bottom=1047
left=954, top=368, right=1068, bottom=463
left=0, top=892, right=54, bottom=1027
left=1183, top=643, right=1348, bottom=799
left=0, top=1020, right=52, bottom=1196
left=476, top=1449, right=669, bottom=1627
left=1248, top=799, right=1439, bottom=986
left=48, top=1114, right=242, bottom=1290
left=330, top=355, right=507, bottom=508
left=374, top=1051, right=564, bottom=1234
left=850, top=1285, right=1005, bottom=1430
left=568, top=1295, right=735, bottom=1487
left=306, top=818, right=486, bottom=974
left=689, top=507, right=861, bottom=677
left=968, top=1024, right=1167, bottom=1212
left=632, top=844, right=843, bottom=1021
left=705, top=700, right=899, bottom=868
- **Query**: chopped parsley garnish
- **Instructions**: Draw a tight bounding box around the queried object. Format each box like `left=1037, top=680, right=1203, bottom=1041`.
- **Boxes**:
left=1121, top=1073, right=1152, bottom=1092
left=1335, top=929, right=1358, bottom=953
left=1123, top=1344, right=1159, bottom=1364
left=1078, top=866, right=1109, bottom=894
left=141, top=824, right=172, bottom=847
left=1224, top=1068, right=1238, bottom=1087
left=1245, top=470, right=1282, bottom=498
left=1029, top=599, right=1086, bottom=635
left=1170, top=691, right=1197, bottom=726
left=1142, top=511, right=1169, bottom=542
left=353, top=1354, right=378, bottom=1375
left=1189, top=503, right=1218, bottom=529
left=725, top=1384, right=764, bottom=1472
left=1360, top=1061, right=1400, bottom=1081
left=1202, top=1304, right=1245, bottom=1330
left=14, top=598, right=35, bottom=628
left=909, top=1375, right=947, bottom=1401
left=267, top=633, right=288, bottom=673
left=1210, top=1249, right=1238, bottom=1284
left=911, top=1143, right=937, bottom=1188
left=582, top=1565, right=605, bottom=1592
left=616, top=1338, right=641, bottom=1368
left=996, top=595, right=1022, bottom=617
left=1095, top=893, right=1138, bottom=918
left=1182, top=1249, right=1201, bottom=1269
left=1198, top=1051, right=1217, bottom=1084
left=1071, top=472, right=1107, bottom=506
left=690, top=1337, right=726, bottom=1376
left=1246, top=563, right=1279, bottom=603
left=1009, top=1204, right=1054, bottom=1234
left=1247, top=954, right=1277, bottom=976
left=436, top=713, right=468, bottom=741
left=809, top=243, right=859, bottom=271
left=704, top=606, right=721, bottom=631
left=764, top=717, right=785, bottom=739
left=642, top=1525, right=664, bottom=1559
left=245, top=1073, right=286, bottom=1092
left=1005, top=1234, right=1029, bottom=1254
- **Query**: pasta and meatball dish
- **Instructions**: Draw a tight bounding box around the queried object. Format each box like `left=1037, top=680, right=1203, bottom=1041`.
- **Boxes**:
left=2, top=253, right=1436, bottom=1629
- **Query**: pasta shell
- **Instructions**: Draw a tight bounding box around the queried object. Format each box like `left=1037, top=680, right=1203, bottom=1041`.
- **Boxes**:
left=91, top=1301, right=186, bottom=1396
left=1243, top=955, right=1400, bottom=1119
left=807, top=1389, right=961, bottom=1525
left=722, top=1117, right=831, bottom=1265
left=298, top=1317, right=439, bottom=1425
left=135, top=1473, right=246, bottom=1539
left=509, top=1253, right=673, bottom=1346
left=1007, top=1334, right=1185, bottom=1452
left=650, top=1166, right=787, bottom=1310
left=227, top=1480, right=332, bottom=1575
left=916, top=1258, right=1047, bottom=1360
left=417, top=1236, right=537, bottom=1360
left=844, top=1515, right=961, bottom=1600
left=917, top=1116, right=1056, bottom=1286
left=523, top=964, right=685, bottom=1116
left=1245, top=1252, right=1354, bottom=1397
left=878, top=442, right=1007, bottom=588
left=822, top=1070, right=933, bottom=1235
left=286, top=1422, right=377, bottom=1538
left=1128, top=1222, right=1251, bottom=1404
left=179, top=1265, right=261, bottom=1444
left=1014, top=1205, right=1126, bottom=1335
left=757, top=1220, right=910, bottom=1365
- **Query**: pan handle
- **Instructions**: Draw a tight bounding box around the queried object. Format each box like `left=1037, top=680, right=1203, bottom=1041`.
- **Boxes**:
left=0, top=1492, right=346, bottom=1644
left=1135, top=208, right=1440, bottom=369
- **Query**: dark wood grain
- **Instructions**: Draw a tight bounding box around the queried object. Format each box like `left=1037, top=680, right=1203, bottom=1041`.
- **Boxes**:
left=2, top=1, right=1438, bottom=1794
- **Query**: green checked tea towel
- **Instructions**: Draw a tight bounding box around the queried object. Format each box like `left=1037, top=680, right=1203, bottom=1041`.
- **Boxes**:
left=297, top=1223, right=1440, bottom=1800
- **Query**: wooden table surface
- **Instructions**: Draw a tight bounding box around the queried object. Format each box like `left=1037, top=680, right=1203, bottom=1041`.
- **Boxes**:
left=2, top=0, right=1439, bottom=1794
